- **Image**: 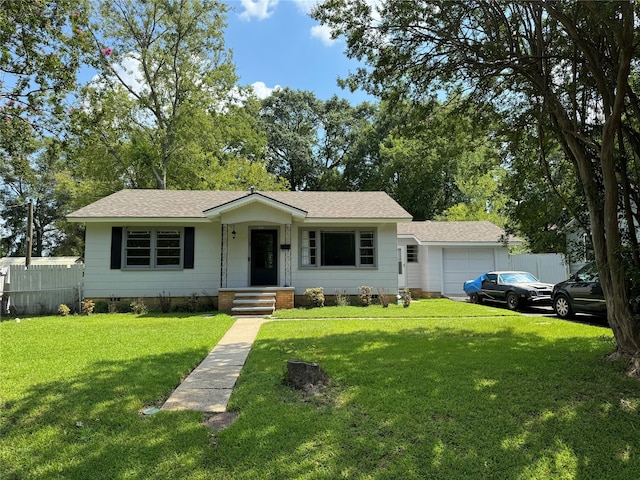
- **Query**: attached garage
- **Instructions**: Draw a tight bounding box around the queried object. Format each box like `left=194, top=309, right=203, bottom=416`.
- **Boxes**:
left=398, top=221, right=518, bottom=298
left=442, top=248, right=497, bottom=296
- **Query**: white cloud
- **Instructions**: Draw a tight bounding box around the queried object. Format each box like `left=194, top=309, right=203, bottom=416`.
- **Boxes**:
left=239, top=0, right=279, bottom=21
left=292, top=0, right=318, bottom=15
left=310, top=24, right=336, bottom=46
left=251, top=81, right=281, bottom=99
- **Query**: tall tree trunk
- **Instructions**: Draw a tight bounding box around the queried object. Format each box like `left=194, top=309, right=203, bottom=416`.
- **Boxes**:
left=597, top=7, right=640, bottom=356
left=539, top=2, right=640, bottom=361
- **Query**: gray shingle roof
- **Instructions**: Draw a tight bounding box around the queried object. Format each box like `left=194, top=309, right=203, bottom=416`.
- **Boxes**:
left=398, top=221, right=520, bottom=244
left=67, top=189, right=413, bottom=221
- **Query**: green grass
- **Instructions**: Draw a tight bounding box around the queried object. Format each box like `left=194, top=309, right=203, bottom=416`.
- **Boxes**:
left=1, top=312, right=235, bottom=480
left=271, top=298, right=522, bottom=319
left=2, top=304, right=639, bottom=479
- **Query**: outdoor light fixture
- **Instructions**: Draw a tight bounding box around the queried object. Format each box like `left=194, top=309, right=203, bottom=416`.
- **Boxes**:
left=231, top=228, right=236, bottom=239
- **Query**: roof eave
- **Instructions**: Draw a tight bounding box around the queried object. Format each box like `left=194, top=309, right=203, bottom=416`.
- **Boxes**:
left=66, top=217, right=211, bottom=224
left=416, top=240, right=522, bottom=246
left=302, top=216, right=412, bottom=224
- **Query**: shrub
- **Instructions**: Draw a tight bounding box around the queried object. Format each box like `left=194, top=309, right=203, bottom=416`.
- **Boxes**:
left=334, top=289, right=350, bottom=307
left=377, top=288, right=390, bottom=308
left=158, top=291, right=172, bottom=313
left=81, top=299, right=95, bottom=315
left=130, top=297, right=148, bottom=315
left=58, top=304, right=71, bottom=316
left=108, top=295, right=118, bottom=314
left=200, top=290, right=216, bottom=311
left=305, top=288, right=325, bottom=308
left=400, top=288, right=412, bottom=308
left=93, top=301, right=109, bottom=314
left=359, top=286, right=372, bottom=307
left=185, top=293, right=199, bottom=313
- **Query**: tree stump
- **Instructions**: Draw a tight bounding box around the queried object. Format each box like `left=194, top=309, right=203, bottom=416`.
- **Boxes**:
left=287, top=360, right=327, bottom=389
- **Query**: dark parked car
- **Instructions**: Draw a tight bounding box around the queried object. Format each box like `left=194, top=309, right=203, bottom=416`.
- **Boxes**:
left=552, top=263, right=606, bottom=319
left=465, top=271, right=554, bottom=311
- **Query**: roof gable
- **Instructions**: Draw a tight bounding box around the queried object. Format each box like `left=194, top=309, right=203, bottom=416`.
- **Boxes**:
left=204, top=192, right=307, bottom=220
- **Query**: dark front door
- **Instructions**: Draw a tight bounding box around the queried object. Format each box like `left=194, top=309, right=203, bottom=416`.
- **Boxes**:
left=251, top=229, right=278, bottom=286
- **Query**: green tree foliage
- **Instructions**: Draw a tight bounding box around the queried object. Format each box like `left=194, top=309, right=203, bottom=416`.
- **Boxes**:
left=314, top=0, right=640, bottom=359
left=345, top=97, right=507, bottom=223
left=0, top=140, right=81, bottom=256
left=315, top=96, right=376, bottom=190
left=259, top=89, right=377, bottom=192
left=502, top=119, right=586, bottom=257
left=259, top=88, right=322, bottom=191
left=69, top=0, right=280, bottom=191
left=0, top=0, right=91, bottom=133
left=1, top=0, right=91, bottom=257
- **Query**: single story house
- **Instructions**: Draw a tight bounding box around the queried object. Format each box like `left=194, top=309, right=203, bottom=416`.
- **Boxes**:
left=397, top=221, right=521, bottom=298
left=67, top=189, right=412, bottom=313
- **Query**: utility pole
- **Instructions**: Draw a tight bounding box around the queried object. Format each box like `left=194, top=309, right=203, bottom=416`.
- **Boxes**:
left=26, top=199, right=33, bottom=268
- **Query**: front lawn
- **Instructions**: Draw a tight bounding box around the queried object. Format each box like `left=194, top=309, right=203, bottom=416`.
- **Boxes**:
left=2, top=305, right=639, bottom=479
left=1, top=313, right=235, bottom=479
left=271, top=298, right=522, bottom=319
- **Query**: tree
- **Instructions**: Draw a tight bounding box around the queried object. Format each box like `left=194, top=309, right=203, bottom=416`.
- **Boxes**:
left=314, top=0, right=640, bottom=363
left=342, top=96, right=507, bottom=222
left=72, top=0, right=274, bottom=191
left=314, top=96, right=376, bottom=190
left=0, top=139, right=81, bottom=257
left=1, top=1, right=92, bottom=257
left=259, top=88, right=322, bottom=191
left=0, top=0, right=90, bottom=134
left=502, top=117, right=586, bottom=256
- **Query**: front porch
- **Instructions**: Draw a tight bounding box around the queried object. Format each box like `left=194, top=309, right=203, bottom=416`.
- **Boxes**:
left=218, top=287, right=295, bottom=315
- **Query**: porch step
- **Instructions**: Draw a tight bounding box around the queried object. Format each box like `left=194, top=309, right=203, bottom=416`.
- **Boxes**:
left=234, top=292, right=277, bottom=298
left=233, top=298, right=275, bottom=305
left=231, top=290, right=276, bottom=316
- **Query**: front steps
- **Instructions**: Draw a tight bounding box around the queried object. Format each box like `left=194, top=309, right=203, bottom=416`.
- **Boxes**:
left=231, top=291, right=276, bottom=316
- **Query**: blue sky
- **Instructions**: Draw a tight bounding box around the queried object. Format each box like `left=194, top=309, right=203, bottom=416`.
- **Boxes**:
left=223, top=0, right=372, bottom=104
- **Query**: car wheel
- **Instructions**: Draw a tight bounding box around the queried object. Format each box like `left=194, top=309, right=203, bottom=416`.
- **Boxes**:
left=469, top=293, right=483, bottom=304
left=553, top=295, right=574, bottom=319
left=506, top=292, right=519, bottom=311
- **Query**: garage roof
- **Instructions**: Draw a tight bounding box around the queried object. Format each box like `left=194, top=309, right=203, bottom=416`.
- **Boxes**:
left=398, top=221, right=521, bottom=244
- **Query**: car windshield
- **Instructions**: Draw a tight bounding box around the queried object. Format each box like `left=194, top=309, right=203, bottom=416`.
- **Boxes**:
left=499, top=272, right=538, bottom=284
left=575, top=263, right=599, bottom=282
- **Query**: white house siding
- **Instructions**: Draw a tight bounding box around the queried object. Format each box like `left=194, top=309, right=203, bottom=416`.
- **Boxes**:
left=220, top=204, right=294, bottom=288
left=291, top=222, right=399, bottom=295
left=224, top=223, right=249, bottom=288
left=84, top=217, right=401, bottom=298
left=397, top=238, right=422, bottom=291
left=83, top=223, right=220, bottom=298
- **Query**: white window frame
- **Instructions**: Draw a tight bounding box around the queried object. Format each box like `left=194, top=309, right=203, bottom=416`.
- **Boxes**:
left=299, top=228, right=377, bottom=268
left=124, top=227, right=183, bottom=270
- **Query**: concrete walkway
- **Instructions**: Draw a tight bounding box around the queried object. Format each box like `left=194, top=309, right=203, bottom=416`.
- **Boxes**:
left=161, top=317, right=265, bottom=413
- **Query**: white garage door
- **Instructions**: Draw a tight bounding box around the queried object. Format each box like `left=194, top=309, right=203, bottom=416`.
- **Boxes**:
left=443, top=248, right=496, bottom=295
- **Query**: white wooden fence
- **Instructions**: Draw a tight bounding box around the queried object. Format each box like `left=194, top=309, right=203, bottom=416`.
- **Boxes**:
left=0, top=264, right=84, bottom=316
left=508, top=253, right=570, bottom=284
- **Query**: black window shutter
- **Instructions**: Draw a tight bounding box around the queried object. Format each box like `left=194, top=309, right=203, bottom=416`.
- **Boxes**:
left=110, top=227, right=122, bottom=269
left=184, top=227, right=195, bottom=269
